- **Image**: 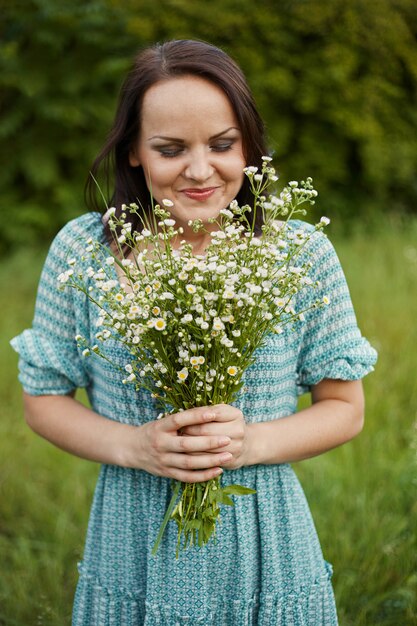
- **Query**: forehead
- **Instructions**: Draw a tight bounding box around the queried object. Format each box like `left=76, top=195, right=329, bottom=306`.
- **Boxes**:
left=140, top=75, right=238, bottom=134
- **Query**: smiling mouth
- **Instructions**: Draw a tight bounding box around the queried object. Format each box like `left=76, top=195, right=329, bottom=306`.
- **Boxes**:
left=181, top=187, right=219, bottom=201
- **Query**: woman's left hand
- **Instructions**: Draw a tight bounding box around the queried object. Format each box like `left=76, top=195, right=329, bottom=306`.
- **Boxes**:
left=180, top=403, right=252, bottom=469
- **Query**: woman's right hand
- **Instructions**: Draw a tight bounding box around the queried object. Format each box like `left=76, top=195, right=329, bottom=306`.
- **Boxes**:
left=128, top=407, right=233, bottom=482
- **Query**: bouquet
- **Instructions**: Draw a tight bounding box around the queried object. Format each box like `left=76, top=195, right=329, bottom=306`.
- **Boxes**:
left=58, top=158, right=329, bottom=557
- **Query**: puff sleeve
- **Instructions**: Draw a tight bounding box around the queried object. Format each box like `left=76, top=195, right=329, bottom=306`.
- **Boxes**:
left=10, top=213, right=103, bottom=395
left=295, top=223, right=377, bottom=394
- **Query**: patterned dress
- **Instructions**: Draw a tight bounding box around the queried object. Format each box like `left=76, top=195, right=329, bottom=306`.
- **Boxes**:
left=11, top=213, right=377, bottom=626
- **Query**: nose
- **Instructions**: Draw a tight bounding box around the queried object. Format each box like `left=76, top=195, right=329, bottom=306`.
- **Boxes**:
left=183, top=149, right=214, bottom=182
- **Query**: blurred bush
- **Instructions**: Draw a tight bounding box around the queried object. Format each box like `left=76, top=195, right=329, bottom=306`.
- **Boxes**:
left=1, top=0, right=417, bottom=253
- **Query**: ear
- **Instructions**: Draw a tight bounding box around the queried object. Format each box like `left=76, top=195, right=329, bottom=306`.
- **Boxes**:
left=129, top=147, right=140, bottom=167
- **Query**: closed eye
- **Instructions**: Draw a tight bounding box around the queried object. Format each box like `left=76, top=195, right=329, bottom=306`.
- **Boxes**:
left=210, top=140, right=235, bottom=152
left=157, top=146, right=184, bottom=158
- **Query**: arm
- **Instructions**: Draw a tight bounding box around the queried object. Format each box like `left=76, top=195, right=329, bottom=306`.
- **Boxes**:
left=23, top=392, right=232, bottom=482
left=180, top=379, right=365, bottom=467
left=246, top=378, right=364, bottom=465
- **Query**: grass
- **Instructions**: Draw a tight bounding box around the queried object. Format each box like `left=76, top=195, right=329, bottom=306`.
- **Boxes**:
left=1, top=221, right=416, bottom=625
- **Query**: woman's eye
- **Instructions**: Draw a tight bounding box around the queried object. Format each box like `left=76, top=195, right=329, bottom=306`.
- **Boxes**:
left=211, top=142, right=233, bottom=153
left=158, top=147, right=183, bottom=158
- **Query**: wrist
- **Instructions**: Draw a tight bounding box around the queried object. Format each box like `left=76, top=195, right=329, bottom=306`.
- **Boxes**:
left=115, top=423, right=146, bottom=469
left=246, top=421, right=283, bottom=466
left=245, top=422, right=266, bottom=466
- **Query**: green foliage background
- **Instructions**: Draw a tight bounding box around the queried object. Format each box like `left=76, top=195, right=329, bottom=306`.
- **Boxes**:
left=1, top=0, right=417, bottom=254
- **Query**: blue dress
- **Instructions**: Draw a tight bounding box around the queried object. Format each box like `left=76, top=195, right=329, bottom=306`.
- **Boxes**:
left=11, top=213, right=377, bottom=626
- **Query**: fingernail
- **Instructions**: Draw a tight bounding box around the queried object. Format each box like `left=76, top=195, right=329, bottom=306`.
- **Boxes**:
left=214, top=468, right=223, bottom=475
left=220, top=453, right=233, bottom=462
left=219, top=437, right=231, bottom=445
left=203, top=411, right=216, bottom=419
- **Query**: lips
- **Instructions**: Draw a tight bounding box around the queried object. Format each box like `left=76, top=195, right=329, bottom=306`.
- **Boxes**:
left=181, top=187, right=218, bottom=201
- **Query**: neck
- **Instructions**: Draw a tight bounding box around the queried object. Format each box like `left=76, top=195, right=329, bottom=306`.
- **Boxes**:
left=171, top=223, right=216, bottom=256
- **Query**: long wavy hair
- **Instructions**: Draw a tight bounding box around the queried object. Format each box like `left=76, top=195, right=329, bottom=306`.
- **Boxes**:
left=85, top=40, right=269, bottom=240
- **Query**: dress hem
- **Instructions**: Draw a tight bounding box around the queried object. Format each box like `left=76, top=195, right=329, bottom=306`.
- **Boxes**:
left=72, top=561, right=338, bottom=626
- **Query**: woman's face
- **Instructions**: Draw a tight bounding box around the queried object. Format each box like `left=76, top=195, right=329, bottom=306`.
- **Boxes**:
left=129, top=75, right=246, bottom=236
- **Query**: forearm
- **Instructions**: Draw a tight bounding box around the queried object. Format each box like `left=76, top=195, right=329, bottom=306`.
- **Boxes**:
left=22, top=394, right=234, bottom=482
left=247, top=380, right=365, bottom=465
left=23, top=392, right=136, bottom=467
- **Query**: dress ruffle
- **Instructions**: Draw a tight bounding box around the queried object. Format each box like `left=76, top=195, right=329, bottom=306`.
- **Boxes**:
left=11, top=329, right=89, bottom=395
left=297, top=352, right=376, bottom=392
left=74, top=562, right=337, bottom=626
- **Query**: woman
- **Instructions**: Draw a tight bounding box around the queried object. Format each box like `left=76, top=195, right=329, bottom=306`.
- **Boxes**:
left=11, top=40, right=377, bottom=625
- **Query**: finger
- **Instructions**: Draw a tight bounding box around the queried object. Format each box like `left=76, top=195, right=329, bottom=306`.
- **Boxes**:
left=181, top=423, right=228, bottom=437
left=167, top=451, right=233, bottom=471
left=209, top=404, right=243, bottom=422
left=181, top=424, right=208, bottom=437
left=187, top=446, right=233, bottom=456
left=182, top=404, right=243, bottom=426
left=162, top=407, right=219, bottom=432
left=174, top=435, right=231, bottom=453
left=169, top=466, right=224, bottom=484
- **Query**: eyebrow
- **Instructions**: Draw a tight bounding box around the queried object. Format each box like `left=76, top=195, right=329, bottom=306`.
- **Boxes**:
left=147, top=127, right=240, bottom=142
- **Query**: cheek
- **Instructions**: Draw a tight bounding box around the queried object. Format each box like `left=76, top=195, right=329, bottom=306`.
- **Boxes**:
left=229, top=166, right=245, bottom=189
left=144, top=160, right=178, bottom=192
left=227, top=153, right=246, bottom=184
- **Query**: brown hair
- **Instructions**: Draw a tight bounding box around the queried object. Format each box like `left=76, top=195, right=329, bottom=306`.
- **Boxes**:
left=86, top=39, right=269, bottom=238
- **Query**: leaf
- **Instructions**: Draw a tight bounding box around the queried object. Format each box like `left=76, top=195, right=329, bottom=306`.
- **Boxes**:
left=201, top=506, right=213, bottom=519
left=221, top=494, right=235, bottom=506
left=223, top=484, right=257, bottom=496
left=202, top=521, right=214, bottom=544
left=185, top=519, right=201, bottom=530
left=208, top=488, right=219, bottom=505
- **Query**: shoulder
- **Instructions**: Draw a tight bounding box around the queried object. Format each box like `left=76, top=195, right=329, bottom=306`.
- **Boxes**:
left=52, top=212, right=105, bottom=249
left=40, top=212, right=105, bottom=277
left=289, top=218, right=335, bottom=258
left=288, top=218, right=326, bottom=241
left=286, top=220, right=347, bottom=292
left=47, top=212, right=105, bottom=261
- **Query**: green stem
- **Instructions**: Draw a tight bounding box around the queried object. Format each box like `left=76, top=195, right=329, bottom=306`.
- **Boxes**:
left=151, top=480, right=181, bottom=556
